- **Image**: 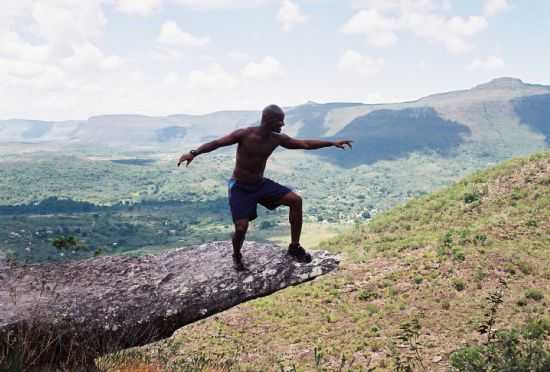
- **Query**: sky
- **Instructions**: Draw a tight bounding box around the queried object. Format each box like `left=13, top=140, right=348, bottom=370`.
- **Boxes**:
left=1, top=0, right=549, bottom=120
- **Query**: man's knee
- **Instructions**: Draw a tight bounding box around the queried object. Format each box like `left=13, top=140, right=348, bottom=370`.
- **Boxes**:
left=234, top=220, right=249, bottom=236
left=286, top=193, right=302, bottom=209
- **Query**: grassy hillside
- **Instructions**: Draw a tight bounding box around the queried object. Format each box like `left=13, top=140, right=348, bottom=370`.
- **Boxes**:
left=101, top=152, right=549, bottom=371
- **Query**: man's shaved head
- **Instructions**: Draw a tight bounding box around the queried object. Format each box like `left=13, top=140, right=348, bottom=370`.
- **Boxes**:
left=261, top=104, right=285, bottom=124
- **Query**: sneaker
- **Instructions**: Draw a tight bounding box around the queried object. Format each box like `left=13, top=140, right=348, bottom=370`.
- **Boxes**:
left=232, top=252, right=246, bottom=271
left=287, top=243, right=312, bottom=263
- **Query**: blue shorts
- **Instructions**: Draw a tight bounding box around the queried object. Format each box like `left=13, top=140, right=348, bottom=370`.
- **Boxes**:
left=228, top=178, right=292, bottom=222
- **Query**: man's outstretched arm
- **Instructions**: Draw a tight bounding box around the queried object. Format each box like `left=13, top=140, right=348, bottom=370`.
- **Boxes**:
left=177, top=128, right=247, bottom=167
left=279, top=134, right=353, bottom=150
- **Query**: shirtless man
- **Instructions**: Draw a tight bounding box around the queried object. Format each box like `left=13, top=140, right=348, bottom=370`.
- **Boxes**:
left=178, top=104, right=352, bottom=270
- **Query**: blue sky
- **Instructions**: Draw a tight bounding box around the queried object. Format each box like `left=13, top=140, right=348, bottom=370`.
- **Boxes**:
left=1, top=0, right=549, bottom=120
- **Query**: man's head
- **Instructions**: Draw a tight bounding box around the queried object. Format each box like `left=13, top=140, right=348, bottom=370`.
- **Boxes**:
left=261, top=104, right=285, bottom=133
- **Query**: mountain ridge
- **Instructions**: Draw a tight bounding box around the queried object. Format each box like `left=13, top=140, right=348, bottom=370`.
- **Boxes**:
left=5, top=77, right=548, bottom=123
left=1, top=77, right=548, bottom=169
left=1, top=77, right=548, bottom=145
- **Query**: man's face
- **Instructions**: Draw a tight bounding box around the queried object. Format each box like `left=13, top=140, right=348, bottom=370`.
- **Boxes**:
left=268, top=115, right=285, bottom=133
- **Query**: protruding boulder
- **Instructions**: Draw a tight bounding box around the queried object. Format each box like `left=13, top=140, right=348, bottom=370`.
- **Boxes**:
left=0, top=241, right=339, bottom=367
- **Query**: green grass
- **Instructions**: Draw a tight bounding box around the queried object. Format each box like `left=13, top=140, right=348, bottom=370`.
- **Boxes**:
left=99, top=151, right=549, bottom=371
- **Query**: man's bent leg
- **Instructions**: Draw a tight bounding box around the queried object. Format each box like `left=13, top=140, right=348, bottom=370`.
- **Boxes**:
left=279, top=192, right=311, bottom=263
left=278, top=192, right=302, bottom=245
left=232, top=218, right=249, bottom=258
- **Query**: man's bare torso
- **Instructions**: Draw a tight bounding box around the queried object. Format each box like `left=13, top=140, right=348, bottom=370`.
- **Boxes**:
left=232, top=127, right=281, bottom=184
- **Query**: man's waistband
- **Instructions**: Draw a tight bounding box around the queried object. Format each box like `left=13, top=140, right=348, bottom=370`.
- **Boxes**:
left=229, top=177, right=267, bottom=191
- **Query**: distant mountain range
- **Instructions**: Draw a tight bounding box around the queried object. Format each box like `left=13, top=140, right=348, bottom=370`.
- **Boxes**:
left=1, top=77, right=549, bottom=166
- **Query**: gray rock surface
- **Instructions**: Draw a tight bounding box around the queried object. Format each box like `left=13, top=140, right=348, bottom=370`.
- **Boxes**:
left=0, top=241, right=339, bottom=366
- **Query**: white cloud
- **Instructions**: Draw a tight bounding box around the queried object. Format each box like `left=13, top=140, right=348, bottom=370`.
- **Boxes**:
left=30, top=1, right=107, bottom=56
left=152, top=47, right=185, bottom=61
left=163, top=72, right=181, bottom=85
left=62, top=43, right=124, bottom=73
left=484, top=0, right=510, bottom=17
left=341, top=9, right=399, bottom=47
left=405, top=13, right=488, bottom=53
left=114, top=0, right=268, bottom=14
left=351, top=0, right=398, bottom=11
left=0, top=0, right=527, bottom=121
left=447, top=16, right=488, bottom=37
left=0, top=1, right=33, bottom=32
left=467, top=56, right=505, bottom=70
left=241, top=56, right=283, bottom=80
left=115, top=0, right=163, bottom=15
left=338, top=50, right=384, bottom=77
left=0, top=1, right=136, bottom=119
left=0, top=31, right=50, bottom=63
left=0, top=57, right=47, bottom=79
left=351, top=0, right=436, bottom=12
left=277, top=0, right=308, bottom=32
left=441, top=0, right=452, bottom=12
left=171, top=0, right=267, bottom=10
left=342, top=2, right=488, bottom=53
left=0, top=56, right=66, bottom=91
left=189, top=63, right=237, bottom=89
left=228, top=50, right=251, bottom=61
left=102, top=55, right=124, bottom=70
left=366, top=92, right=384, bottom=103
left=158, top=21, right=210, bottom=48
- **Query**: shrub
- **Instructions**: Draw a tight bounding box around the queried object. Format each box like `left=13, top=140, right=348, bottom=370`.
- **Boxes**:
left=442, top=231, right=453, bottom=248
left=52, top=235, right=80, bottom=251
left=503, top=264, right=516, bottom=275
left=388, top=287, right=398, bottom=297
left=388, top=317, right=425, bottom=372
left=463, top=192, right=480, bottom=204
left=451, top=328, right=550, bottom=372
left=525, top=289, right=544, bottom=302
left=473, top=234, right=487, bottom=246
left=453, top=279, right=466, bottom=291
left=452, top=248, right=466, bottom=262
left=450, top=280, right=550, bottom=372
left=526, top=219, right=538, bottom=227
left=437, top=231, right=454, bottom=257
left=450, top=346, right=485, bottom=371
left=358, top=290, right=378, bottom=301
left=516, top=298, right=527, bottom=307
left=365, top=304, right=379, bottom=315
left=516, top=261, right=533, bottom=275
left=463, top=183, right=486, bottom=204
left=458, top=230, right=471, bottom=245
left=511, top=187, right=527, bottom=201
left=473, top=268, right=487, bottom=283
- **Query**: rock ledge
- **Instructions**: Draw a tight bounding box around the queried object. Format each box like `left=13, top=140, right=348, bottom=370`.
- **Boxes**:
left=0, top=241, right=339, bottom=365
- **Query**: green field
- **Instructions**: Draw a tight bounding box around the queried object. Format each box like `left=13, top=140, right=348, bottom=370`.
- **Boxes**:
left=1, top=142, right=534, bottom=264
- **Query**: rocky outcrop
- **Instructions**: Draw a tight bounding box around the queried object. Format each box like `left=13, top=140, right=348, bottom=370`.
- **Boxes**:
left=0, top=241, right=339, bottom=367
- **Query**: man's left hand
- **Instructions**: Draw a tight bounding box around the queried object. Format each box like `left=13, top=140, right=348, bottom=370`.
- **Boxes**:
left=333, top=140, right=353, bottom=149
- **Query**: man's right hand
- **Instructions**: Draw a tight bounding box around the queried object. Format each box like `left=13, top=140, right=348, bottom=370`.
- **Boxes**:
left=177, top=153, right=194, bottom=167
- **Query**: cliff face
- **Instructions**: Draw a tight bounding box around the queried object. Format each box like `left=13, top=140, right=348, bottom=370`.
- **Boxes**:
left=0, top=241, right=339, bottom=367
